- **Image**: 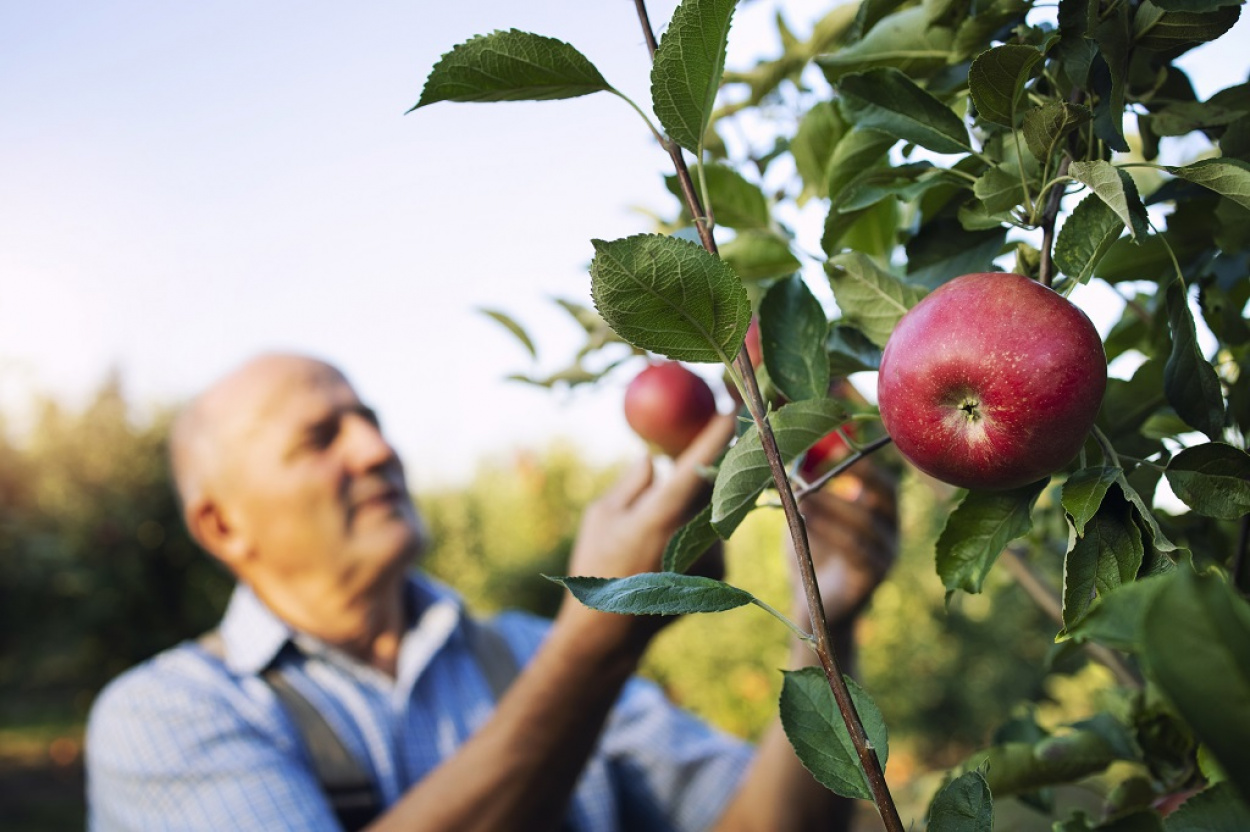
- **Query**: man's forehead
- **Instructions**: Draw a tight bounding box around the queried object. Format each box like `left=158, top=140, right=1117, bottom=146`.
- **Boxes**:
left=208, top=355, right=356, bottom=435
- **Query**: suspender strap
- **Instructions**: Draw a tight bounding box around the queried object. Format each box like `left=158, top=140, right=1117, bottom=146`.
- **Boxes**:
left=197, top=614, right=520, bottom=832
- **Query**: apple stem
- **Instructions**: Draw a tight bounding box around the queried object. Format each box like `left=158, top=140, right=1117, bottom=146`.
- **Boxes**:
left=632, top=4, right=904, bottom=828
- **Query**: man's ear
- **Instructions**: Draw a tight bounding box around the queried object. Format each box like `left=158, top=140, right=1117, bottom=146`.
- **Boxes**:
left=186, top=497, right=249, bottom=569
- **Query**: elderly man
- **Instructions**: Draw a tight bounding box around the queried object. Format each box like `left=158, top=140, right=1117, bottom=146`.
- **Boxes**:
left=86, top=353, right=896, bottom=831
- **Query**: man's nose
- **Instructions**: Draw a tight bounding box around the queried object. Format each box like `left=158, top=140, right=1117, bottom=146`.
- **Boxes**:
left=342, top=413, right=398, bottom=472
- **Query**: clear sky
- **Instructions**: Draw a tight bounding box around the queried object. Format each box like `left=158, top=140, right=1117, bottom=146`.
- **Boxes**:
left=2, top=1, right=1247, bottom=487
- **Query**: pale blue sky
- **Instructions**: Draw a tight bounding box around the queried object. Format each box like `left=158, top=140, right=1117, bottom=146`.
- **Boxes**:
left=2, top=1, right=1246, bottom=486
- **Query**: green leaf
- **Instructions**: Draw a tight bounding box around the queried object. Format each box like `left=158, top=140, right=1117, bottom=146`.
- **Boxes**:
left=973, top=165, right=1027, bottom=214
left=826, top=129, right=898, bottom=202
left=936, top=480, right=1049, bottom=595
left=1150, top=0, right=1243, bottom=11
left=1134, top=2, right=1242, bottom=52
left=779, top=668, right=889, bottom=800
left=968, top=44, right=1043, bottom=126
left=825, top=252, right=927, bottom=347
left=478, top=307, right=538, bottom=360
left=412, top=30, right=614, bottom=109
left=717, top=230, right=801, bottom=283
left=1164, top=279, right=1226, bottom=440
left=816, top=7, right=955, bottom=82
left=547, top=573, right=753, bottom=615
left=1165, top=443, right=1250, bottom=520
left=1091, top=4, right=1132, bottom=152
left=905, top=223, right=1007, bottom=290
left=1115, top=470, right=1183, bottom=559
left=711, top=398, right=847, bottom=537
left=1165, top=159, right=1250, bottom=212
left=1023, top=101, right=1092, bottom=163
left=839, top=163, right=949, bottom=211
left=1061, top=492, right=1145, bottom=629
left=589, top=234, right=750, bottom=364
left=1068, top=160, right=1150, bottom=239
left=1143, top=567, right=1250, bottom=802
left=759, top=276, right=831, bottom=402
left=1064, top=573, right=1168, bottom=652
left=837, top=68, right=973, bottom=155
left=651, top=0, right=738, bottom=154
left=1163, top=782, right=1250, bottom=831
left=666, top=163, right=770, bottom=229
left=826, top=324, right=883, bottom=375
left=929, top=770, right=994, bottom=832
left=661, top=505, right=721, bottom=574
left=951, top=0, right=1032, bottom=62
left=1054, top=193, right=1128, bottom=286
left=792, top=101, right=848, bottom=202
left=1063, top=466, right=1122, bottom=537
left=970, top=729, right=1122, bottom=797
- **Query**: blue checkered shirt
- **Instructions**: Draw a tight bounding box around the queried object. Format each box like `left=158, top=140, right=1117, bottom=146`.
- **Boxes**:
left=86, top=572, right=752, bottom=831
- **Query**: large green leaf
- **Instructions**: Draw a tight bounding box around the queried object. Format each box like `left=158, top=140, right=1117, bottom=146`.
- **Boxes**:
left=1143, top=567, right=1250, bottom=802
left=412, top=30, right=614, bottom=109
left=1068, top=160, right=1150, bottom=239
left=826, top=129, right=898, bottom=201
left=1064, top=574, right=1168, bottom=652
left=1054, top=192, right=1128, bottom=286
left=826, top=324, right=883, bottom=375
left=1062, top=466, right=1122, bottom=537
left=1061, top=492, right=1145, bottom=630
left=936, top=480, right=1049, bottom=595
left=816, top=6, right=955, bottom=81
left=928, top=770, right=994, bottom=832
left=792, top=101, right=848, bottom=202
left=711, top=398, right=847, bottom=537
left=968, top=44, right=1044, bottom=126
left=589, top=234, right=750, bottom=364
left=717, top=230, right=801, bottom=283
left=1163, top=279, right=1226, bottom=440
left=825, top=252, right=927, bottom=347
left=1165, top=158, right=1250, bottom=211
left=1134, top=2, right=1243, bottom=53
left=837, top=68, right=973, bottom=155
left=651, top=0, right=738, bottom=154
left=547, top=573, right=754, bottom=615
left=1164, top=442, right=1250, bottom=519
left=665, top=163, right=770, bottom=229
left=969, top=729, right=1123, bottom=797
left=779, top=668, right=889, bottom=800
left=759, top=276, right=831, bottom=403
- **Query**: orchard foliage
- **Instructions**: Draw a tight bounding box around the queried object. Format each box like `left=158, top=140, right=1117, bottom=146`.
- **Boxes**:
left=417, top=0, right=1250, bottom=827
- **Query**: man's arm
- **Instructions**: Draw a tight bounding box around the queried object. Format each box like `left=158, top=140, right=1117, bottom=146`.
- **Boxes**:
left=366, top=415, right=739, bottom=832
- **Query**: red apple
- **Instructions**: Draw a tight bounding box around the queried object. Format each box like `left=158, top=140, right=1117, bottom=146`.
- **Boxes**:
left=876, top=272, right=1107, bottom=490
left=624, top=361, right=717, bottom=457
left=799, top=426, right=854, bottom=479
left=744, top=317, right=763, bottom=368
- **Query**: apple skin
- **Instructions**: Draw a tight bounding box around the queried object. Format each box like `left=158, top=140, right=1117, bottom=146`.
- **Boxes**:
left=876, top=272, right=1107, bottom=491
left=624, top=361, right=717, bottom=457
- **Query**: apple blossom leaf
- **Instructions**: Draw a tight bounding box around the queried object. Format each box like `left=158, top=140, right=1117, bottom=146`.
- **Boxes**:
left=825, top=252, right=927, bottom=347
left=589, top=234, right=750, bottom=365
left=759, top=276, right=831, bottom=403
left=826, top=324, right=883, bottom=375
left=968, top=44, right=1043, bottom=127
left=711, top=398, right=847, bottom=537
left=1061, top=490, right=1144, bottom=630
left=1054, top=193, right=1126, bottom=287
left=1142, top=567, right=1250, bottom=800
left=651, top=0, right=738, bottom=155
left=1063, top=574, right=1168, bottom=652
left=717, top=230, right=801, bottom=283
left=1163, top=782, right=1250, bottom=831
left=478, top=307, right=537, bottom=360
left=779, top=667, right=889, bottom=800
left=411, top=30, right=615, bottom=110
left=936, top=480, right=1049, bottom=596
left=1068, top=160, right=1150, bottom=240
left=664, top=164, right=770, bottom=230
left=836, top=68, right=974, bottom=155
left=662, top=505, right=720, bottom=574
left=816, top=7, right=955, bottom=82
left=928, top=770, right=994, bottom=832
left=1163, top=279, right=1226, bottom=440
left=1062, top=466, right=1122, bottom=537
left=546, top=573, right=754, bottom=615
left=1023, top=101, right=1092, bottom=163
left=1164, top=158, right=1250, bottom=211
left=1164, top=443, right=1250, bottom=520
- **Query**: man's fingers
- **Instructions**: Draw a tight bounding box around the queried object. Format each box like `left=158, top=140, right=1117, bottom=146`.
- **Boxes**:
left=604, top=455, right=655, bottom=509
left=639, top=412, right=735, bottom=522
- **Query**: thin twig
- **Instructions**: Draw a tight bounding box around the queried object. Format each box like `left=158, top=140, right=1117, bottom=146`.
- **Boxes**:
left=631, top=2, right=903, bottom=828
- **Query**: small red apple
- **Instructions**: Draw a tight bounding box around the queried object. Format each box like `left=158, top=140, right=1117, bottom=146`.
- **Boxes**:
left=876, top=272, right=1107, bottom=490
left=799, top=426, right=854, bottom=479
left=744, top=317, right=763, bottom=368
left=624, top=361, right=717, bottom=457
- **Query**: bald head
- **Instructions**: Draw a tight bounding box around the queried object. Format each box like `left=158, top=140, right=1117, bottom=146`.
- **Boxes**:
left=170, top=353, right=345, bottom=517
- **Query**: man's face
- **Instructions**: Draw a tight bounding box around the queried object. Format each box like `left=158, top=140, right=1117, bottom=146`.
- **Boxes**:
left=215, top=359, right=423, bottom=587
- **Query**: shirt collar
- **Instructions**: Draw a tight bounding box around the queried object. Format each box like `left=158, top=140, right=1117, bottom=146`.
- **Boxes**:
left=217, top=570, right=466, bottom=677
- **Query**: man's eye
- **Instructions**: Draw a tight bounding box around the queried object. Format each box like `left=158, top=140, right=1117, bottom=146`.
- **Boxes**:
left=309, top=421, right=339, bottom=448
